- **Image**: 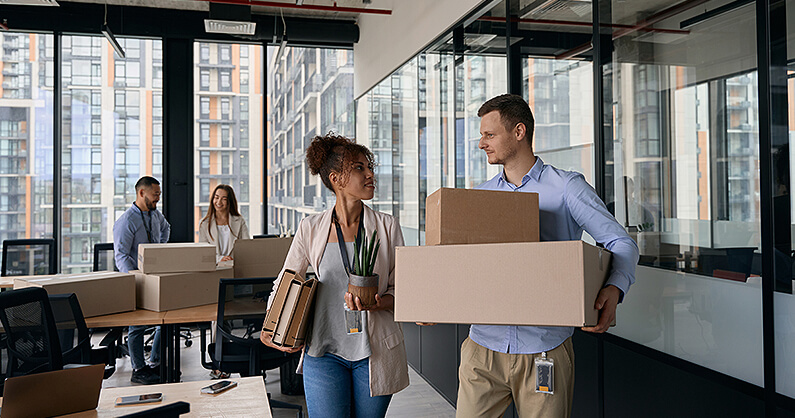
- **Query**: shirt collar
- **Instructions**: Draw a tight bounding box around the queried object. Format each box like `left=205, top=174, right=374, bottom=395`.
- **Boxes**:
left=498, top=156, right=544, bottom=188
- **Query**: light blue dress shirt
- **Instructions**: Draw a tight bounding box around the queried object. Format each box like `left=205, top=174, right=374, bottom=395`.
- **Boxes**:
left=113, top=203, right=171, bottom=273
left=469, top=157, right=639, bottom=354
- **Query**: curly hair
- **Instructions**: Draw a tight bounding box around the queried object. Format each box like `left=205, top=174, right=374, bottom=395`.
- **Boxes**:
left=305, top=133, right=375, bottom=193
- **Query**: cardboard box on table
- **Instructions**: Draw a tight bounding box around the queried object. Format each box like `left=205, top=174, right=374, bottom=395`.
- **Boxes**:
left=131, top=266, right=233, bottom=312
left=233, top=237, right=293, bottom=279
left=262, top=269, right=317, bottom=348
left=13, top=272, right=136, bottom=317
left=425, top=188, right=540, bottom=246
left=137, top=243, right=216, bottom=274
left=394, top=240, right=613, bottom=327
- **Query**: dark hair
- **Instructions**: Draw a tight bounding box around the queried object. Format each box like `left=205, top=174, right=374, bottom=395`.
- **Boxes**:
left=201, top=184, right=241, bottom=241
left=477, top=94, right=535, bottom=146
left=135, top=176, right=160, bottom=192
left=305, top=133, right=375, bottom=193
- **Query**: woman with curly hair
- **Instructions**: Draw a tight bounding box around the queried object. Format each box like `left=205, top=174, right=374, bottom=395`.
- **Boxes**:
left=260, top=134, right=409, bottom=418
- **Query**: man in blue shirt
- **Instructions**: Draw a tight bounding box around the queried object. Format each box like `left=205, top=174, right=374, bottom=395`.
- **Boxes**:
left=455, top=95, right=639, bottom=417
left=113, top=176, right=171, bottom=385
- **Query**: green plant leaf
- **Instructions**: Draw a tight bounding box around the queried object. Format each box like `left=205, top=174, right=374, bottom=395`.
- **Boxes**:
left=352, top=233, right=359, bottom=275
left=369, top=241, right=380, bottom=275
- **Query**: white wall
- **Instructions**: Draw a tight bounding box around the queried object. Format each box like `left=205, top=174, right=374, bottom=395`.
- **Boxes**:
left=354, top=0, right=485, bottom=99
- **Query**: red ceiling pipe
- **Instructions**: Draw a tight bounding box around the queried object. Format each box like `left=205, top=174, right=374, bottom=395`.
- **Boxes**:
left=555, top=0, right=708, bottom=59
left=194, top=0, right=392, bottom=15
left=477, top=15, right=690, bottom=36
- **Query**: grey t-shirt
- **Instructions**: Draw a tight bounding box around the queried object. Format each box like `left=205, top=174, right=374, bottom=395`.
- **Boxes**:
left=306, top=242, right=372, bottom=361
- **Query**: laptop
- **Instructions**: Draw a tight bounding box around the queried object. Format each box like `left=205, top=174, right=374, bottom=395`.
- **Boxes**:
left=1, top=363, right=104, bottom=418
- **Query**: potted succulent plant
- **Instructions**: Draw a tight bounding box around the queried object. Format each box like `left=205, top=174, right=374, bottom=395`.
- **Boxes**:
left=348, top=229, right=380, bottom=308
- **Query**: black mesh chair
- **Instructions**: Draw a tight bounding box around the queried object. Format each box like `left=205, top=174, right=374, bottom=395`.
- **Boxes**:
left=93, top=242, right=117, bottom=272
left=119, top=401, right=190, bottom=417
left=201, top=277, right=303, bottom=418
left=0, top=287, right=63, bottom=378
left=1, top=238, right=57, bottom=277
left=49, top=293, right=116, bottom=379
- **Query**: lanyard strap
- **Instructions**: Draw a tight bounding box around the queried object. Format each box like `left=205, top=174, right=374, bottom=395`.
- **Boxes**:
left=332, top=206, right=365, bottom=275
left=135, top=203, right=153, bottom=243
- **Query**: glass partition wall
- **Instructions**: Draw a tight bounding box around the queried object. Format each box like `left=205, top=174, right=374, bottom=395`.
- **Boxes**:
left=355, top=0, right=795, bottom=410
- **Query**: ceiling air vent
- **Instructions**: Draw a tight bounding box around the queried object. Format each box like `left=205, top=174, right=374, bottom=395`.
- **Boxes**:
left=204, top=19, right=256, bottom=36
left=0, top=0, right=59, bottom=5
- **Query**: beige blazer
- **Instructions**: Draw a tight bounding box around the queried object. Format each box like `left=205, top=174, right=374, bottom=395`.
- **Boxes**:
left=267, top=204, right=409, bottom=397
left=198, top=214, right=250, bottom=256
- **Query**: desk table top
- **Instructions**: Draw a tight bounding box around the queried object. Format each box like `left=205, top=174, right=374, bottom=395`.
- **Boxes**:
left=61, top=376, right=270, bottom=417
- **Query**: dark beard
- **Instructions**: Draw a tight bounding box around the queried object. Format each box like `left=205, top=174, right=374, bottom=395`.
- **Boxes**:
left=145, top=196, right=157, bottom=211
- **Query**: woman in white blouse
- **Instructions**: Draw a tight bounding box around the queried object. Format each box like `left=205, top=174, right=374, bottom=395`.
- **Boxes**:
left=199, top=184, right=250, bottom=263
left=199, top=184, right=250, bottom=379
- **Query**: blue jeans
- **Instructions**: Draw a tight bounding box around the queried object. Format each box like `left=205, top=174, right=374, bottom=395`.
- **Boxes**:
left=302, top=353, right=392, bottom=418
left=128, top=325, right=160, bottom=371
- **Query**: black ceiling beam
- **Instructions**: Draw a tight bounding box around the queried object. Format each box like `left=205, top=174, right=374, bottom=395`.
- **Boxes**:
left=0, top=2, right=358, bottom=47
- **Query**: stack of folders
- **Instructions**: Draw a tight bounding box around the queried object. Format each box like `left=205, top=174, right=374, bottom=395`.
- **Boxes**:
left=263, top=269, right=318, bottom=348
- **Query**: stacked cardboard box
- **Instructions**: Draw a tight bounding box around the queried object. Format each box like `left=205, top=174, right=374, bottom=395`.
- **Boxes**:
left=262, top=269, right=317, bottom=348
left=395, top=187, right=613, bottom=327
left=13, top=272, right=136, bottom=317
left=233, top=237, right=293, bottom=279
left=135, top=243, right=231, bottom=311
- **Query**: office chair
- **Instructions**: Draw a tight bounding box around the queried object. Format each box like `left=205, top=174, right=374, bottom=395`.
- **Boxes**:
left=201, top=277, right=303, bottom=418
left=119, top=401, right=190, bottom=417
left=92, top=242, right=117, bottom=272
left=0, top=287, right=63, bottom=378
left=48, top=293, right=116, bottom=379
left=1, top=238, right=57, bottom=277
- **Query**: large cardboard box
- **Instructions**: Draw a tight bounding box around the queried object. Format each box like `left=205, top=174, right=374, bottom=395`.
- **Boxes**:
left=233, top=237, right=293, bottom=279
left=137, top=243, right=216, bottom=274
left=132, top=266, right=233, bottom=312
left=425, top=188, right=540, bottom=246
left=264, top=269, right=317, bottom=348
left=13, top=272, right=136, bottom=317
left=395, top=241, right=612, bottom=327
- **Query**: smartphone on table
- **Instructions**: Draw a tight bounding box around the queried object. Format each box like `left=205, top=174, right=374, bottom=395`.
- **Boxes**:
left=201, top=380, right=238, bottom=394
left=115, top=393, right=163, bottom=406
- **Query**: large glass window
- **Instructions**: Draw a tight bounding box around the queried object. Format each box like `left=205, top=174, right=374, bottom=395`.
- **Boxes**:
left=0, top=32, right=54, bottom=270
left=194, top=42, right=264, bottom=240
left=266, top=46, right=355, bottom=235
left=601, top=0, right=762, bottom=386
left=61, top=36, right=163, bottom=272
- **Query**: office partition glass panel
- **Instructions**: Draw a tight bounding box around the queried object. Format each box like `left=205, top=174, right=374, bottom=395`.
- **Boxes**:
left=392, top=59, right=420, bottom=245
left=60, top=36, right=162, bottom=273
left=266, top=47, right=354, bottom=235
left=418, top=52, right=456, bottom=244
left=776, top=0, right=795, bottom=399
left=454, top=55, right=505, bottom=189
left=601, top=0, right=763, bottom=385
left=193, top=42, right=263, bottom=240
left=0, top=32, right=54, bottom=271
left=522, top=59, right=594, bottom=183
left=357, top=78, right=393, bottom=216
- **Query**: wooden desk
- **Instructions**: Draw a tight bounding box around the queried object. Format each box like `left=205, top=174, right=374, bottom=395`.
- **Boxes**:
left=162, top=303, right=217, bottom=324
left=0, top=277, right=14, bottom=289
left=85, top=309, right=165, bottom=328
left=61, top=376, right=271, bottom=417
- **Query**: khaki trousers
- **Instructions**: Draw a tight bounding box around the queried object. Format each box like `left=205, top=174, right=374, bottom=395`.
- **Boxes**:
left=455, top=337, right=574, bottom=418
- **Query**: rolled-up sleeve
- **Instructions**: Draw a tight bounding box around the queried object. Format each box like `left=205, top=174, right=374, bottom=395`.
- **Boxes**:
left=564, top=174, right=639, bottom=298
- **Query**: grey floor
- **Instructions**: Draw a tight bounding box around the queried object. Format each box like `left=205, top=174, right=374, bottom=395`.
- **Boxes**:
left=98, top=330, right=455, bottom=418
